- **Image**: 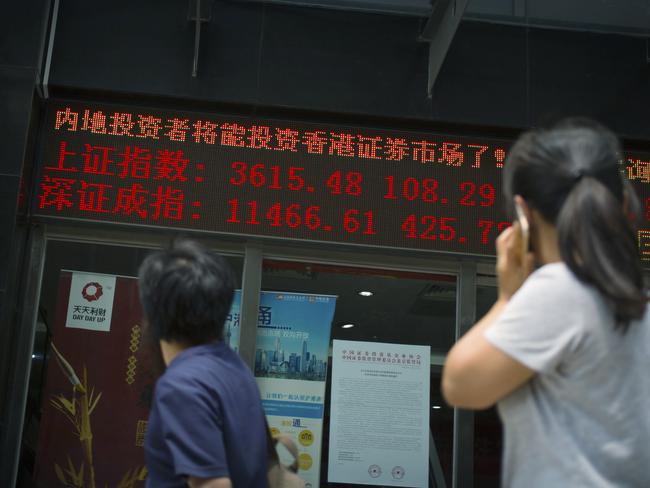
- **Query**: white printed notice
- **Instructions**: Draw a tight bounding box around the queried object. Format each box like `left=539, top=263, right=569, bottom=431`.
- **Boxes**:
left=328, top=340, right=430, bottom=487
left=65, top=272, right=117, bottom=332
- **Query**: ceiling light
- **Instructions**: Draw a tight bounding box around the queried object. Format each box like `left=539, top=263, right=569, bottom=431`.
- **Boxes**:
left=341, top=323, right=355, bottom=329
left=432, top=405, right=442, bottom=409
left=358, top=291, right=374, bottom=297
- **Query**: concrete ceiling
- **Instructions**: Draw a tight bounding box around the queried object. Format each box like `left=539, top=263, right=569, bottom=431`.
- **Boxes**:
left=466, top=0, right=650, bottom=36
left=236, top=0, right=650, bottom=36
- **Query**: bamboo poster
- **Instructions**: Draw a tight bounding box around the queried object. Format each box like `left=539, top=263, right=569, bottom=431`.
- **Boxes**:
left=34, top=271, right=155, bottom=488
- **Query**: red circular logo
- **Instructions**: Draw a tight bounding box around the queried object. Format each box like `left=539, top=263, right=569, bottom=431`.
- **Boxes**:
left=82, top=282, right=103, bottom=302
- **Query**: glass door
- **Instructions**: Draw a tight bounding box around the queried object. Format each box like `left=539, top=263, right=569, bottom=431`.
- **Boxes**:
left=473, top=284, right=502, bottom=488
left=259, top=259, right=457, bottom=487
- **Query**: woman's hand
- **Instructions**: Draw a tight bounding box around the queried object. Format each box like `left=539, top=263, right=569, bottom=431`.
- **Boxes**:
left=442, top=223, right=537, bottom=409
left=496, top=223, right=534, bottom=301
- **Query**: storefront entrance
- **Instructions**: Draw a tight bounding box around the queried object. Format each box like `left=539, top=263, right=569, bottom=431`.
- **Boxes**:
left=13, top=228, right=501, bottom=487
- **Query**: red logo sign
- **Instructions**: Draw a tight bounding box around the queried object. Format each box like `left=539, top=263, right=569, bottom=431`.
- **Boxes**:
left=81, top=282, right=103, bottom=302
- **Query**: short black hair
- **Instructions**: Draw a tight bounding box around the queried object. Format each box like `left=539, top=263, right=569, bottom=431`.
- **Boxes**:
left=138, top=239, right=236, bottom=345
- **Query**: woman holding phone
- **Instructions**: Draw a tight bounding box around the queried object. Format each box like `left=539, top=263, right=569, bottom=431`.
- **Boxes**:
left=442, top=119, right=650, bottom=486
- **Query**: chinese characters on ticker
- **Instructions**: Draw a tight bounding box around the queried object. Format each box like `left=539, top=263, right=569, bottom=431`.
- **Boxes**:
left=35, top=102, right=650, bottom=258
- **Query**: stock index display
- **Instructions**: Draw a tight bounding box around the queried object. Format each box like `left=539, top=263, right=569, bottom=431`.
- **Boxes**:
left=35, top=101, right=650, bottom=258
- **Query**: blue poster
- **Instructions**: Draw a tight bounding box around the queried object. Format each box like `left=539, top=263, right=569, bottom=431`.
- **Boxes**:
left=254, top=292, right=333, bottom=381
left=255, top=291, right=337, bottom=488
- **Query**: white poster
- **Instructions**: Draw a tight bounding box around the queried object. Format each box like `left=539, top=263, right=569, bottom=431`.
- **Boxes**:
left=224, top=289, right=242, bottom=352
left=65, top=272, right=117, bottom=332
left=328, top=340, right=431, bottom=487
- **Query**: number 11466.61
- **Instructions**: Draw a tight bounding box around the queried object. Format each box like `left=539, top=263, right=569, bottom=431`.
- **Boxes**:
left=226, top=199, right=377, bottom=235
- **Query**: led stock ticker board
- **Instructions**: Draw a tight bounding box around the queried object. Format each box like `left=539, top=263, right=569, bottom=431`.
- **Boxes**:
left=35, top=102, right=650, bottom=257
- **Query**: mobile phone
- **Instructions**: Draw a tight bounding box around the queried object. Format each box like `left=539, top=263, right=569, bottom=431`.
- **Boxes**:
left=514, top=201, right=530, bottom=258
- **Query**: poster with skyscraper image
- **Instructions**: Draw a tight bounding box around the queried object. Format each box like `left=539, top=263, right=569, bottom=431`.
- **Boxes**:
left=255, top=292, right=332, bottom=381
left=255, top=291, right=337, bottom=488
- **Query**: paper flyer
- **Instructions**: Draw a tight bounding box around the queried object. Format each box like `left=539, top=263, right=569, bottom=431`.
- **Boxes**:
left=328, top=340, right=431, bottom=487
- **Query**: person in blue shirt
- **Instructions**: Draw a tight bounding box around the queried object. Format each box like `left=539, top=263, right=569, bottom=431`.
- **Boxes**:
left=138, top=239, right=268, bottom=488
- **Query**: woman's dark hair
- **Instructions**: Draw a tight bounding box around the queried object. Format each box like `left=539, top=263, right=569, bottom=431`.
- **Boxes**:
left=504, top=118, right=647, bottom=330
left=138, top=239, right=236, bottom=345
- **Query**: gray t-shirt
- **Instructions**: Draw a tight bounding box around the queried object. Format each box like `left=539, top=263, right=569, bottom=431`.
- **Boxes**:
left=485, top=262, right=650, bottom=487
